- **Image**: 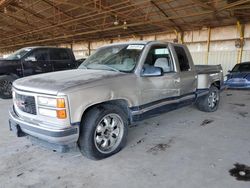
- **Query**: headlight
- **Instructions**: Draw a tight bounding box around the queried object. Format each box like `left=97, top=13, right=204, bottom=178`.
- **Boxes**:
left=38, top=108, right=67, bottom=119
left=38, top=97, right=65, bottom=108
left=37, top=96, right=67, bottom=119
left=224, top=76, right=228, bottom=82
left=39, top=108, right=57, bottom=117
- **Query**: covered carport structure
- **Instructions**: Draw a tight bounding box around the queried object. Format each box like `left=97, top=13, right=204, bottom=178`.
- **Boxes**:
left=0, top=0, right=249, bottom=49
left=0, top=1, right=250, bottom=188
left=1, top=0, right=250, bottom=73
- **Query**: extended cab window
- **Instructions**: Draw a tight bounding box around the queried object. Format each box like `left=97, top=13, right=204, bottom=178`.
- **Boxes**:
left=144, top=46, right=173, bottom=73
left=50, top=49, right=70, bottom=60
left=174, top=46, right=190, bottom=71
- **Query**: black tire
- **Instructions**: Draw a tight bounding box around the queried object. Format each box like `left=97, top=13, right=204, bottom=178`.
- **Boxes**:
left=196, top=85, right=220, bottom=112
left=78, top=104, right=128, bottom=160
left=0, top=75, right=15, bottom=99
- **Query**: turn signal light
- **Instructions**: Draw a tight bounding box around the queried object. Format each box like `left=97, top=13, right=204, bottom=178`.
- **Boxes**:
left=57, top=98, right=65, bottom=108
left=57, top=110, right=67, bottom=119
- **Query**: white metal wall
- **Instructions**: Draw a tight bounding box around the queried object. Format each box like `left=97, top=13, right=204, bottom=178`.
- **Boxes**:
left=65, top=24, right=250, bottom=75
left=242, top=39, right=250, bottom=62
left=2, top=24, right=250, bottom=74
left=186, top=25, right=249, bottom=74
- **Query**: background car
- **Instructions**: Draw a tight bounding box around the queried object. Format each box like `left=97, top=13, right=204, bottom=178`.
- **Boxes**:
left=0, top=47, right=78, bottom=99
left=76, top=58, right=86, bottom=66
left=225, top=62, right=250, bottom=89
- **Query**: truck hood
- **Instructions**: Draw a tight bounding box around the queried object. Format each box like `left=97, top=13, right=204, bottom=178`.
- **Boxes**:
left=13, top=69, right=125, bottom=95
left=227, top=72, right=250, bottom=80
left=0, top=59, right=18, bottom=65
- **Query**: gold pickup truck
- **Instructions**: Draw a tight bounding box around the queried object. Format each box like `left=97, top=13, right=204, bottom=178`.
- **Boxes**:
left=9, top=41, right=224, bottom=160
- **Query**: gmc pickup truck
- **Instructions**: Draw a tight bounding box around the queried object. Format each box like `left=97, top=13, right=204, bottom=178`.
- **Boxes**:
left=0, top=46, right=78, bottom=99
left=9, top=41, right=223, bottom=160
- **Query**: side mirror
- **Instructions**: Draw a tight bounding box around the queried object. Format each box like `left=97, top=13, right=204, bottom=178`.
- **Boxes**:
left=141, top=66, right=163, bottom=77
left=24, top=56, right=36, bottom=62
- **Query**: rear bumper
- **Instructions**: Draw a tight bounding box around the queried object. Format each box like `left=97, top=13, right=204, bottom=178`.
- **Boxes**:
left=9, top=107, right=79, bottom=150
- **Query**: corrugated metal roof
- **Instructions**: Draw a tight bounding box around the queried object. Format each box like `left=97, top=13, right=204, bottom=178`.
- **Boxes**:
left=0, top=0, right=250, bottom=52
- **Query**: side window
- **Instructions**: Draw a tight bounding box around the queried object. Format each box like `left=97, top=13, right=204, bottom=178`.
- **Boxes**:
left=144, top=46, right=173, bottom=73
left=50, top=49, right=70, bottom=60
left=25, top=49, right=49, bottom=61
left=174, top=46, right=190, bottom=71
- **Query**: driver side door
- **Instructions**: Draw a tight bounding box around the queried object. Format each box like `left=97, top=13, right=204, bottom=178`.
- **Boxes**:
left=22, top=49, right=52, bottom=76
left=139, top=45, right=180, bottom=109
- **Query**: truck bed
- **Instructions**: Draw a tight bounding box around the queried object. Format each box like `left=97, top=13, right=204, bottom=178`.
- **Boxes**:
left=195, top=65, right=222, bottom=74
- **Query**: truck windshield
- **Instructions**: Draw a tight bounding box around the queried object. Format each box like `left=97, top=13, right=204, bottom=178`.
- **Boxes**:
left=232, top=63, right=250, bottom=72
left=4, top=48, right=32, bottom=60
left=78, top=44, right=144, bottom=72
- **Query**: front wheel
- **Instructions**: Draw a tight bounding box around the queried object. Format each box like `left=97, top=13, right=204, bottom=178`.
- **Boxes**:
left=196, top=85, right=220, bottom=112
left=0, top=75, right=14, bottom=99
left=78, top=104, right=128, bottom=160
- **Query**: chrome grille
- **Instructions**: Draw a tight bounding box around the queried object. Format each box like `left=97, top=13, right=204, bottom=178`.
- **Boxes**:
left=15, top=93, right=37, bottom=115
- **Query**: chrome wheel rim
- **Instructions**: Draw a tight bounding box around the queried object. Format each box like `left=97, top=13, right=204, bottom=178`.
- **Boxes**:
left=208, top=91, right=218, bottom=109
left=94, top=113, right=124, bottom=154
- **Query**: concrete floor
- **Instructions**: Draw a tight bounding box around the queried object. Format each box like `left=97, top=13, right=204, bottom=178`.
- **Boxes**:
left=0, top=90, right=250, bottom=188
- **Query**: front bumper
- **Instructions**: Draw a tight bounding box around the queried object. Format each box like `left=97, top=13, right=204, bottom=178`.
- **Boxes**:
left=224, top=78, right=250, bottom=89
left=9, top=107, right=79, bottom=150
left=224, top=83, right=250, bottom=89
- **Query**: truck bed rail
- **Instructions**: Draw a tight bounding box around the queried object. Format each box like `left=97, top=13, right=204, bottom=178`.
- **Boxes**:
left=195, top=65, right=222, bottom=74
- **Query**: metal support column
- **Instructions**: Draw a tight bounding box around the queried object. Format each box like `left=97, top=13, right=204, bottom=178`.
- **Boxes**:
left=88, top=41, right=91, bottom=56
left=237, top=21, right=244, bottom=64
left=205, top=27, right=211, bottom=65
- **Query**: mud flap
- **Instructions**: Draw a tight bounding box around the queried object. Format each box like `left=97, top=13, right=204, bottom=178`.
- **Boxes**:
left=9, top=120, right=26, bottom=137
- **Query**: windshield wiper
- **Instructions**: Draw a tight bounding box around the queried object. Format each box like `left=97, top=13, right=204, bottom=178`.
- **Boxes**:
left=86, top=64, right=120, bottom=72
left=98, top=64, right=120, bottom=72
left=79, top=64, right=88, bottom=69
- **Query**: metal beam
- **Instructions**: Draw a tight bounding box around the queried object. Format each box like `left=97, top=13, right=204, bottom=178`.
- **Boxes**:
left=0, top=0, right=13, bottom=7
left=1, top=0, right=250, bottom=50
left=150, top=0, right=182, bottom=31
left=41, top=0, right=98, bottom=30
left=11, top=3, right=73, bottom=34
left=190, top=0, right=215, bottom=11
left=0, top=1, right=152, bottom=43
left=0, top=8, right=240, bottom=49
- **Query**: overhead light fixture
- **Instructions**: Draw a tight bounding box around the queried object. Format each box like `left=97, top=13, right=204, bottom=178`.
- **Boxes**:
left=123, top=21, right=127, bottom=30
left=114, top=15, right=119, bottom=26
left=4, top=7, right=7, bottom=13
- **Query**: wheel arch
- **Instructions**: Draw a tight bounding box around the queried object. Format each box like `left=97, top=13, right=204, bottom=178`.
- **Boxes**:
left=211, top=80, right=221, bottom=89
left=79, top=99, right=132, bottom=128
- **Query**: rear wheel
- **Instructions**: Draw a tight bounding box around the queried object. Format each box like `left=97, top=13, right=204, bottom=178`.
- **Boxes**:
left=78, top=104, right=128, bottom=160
left=0, top=75, right=14, bottom=99
left=196, top=85, right=220, bottom=112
